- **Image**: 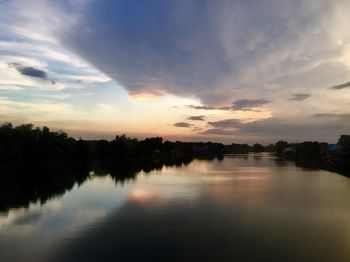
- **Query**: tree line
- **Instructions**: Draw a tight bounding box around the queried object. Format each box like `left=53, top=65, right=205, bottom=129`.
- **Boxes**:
left=1, top=123, right=349, bottom=213
left=0, top=123, right=226, bottom=166
left=1, top=123, right=348, bottom=173
left=275, top=138, right=350, bottom=172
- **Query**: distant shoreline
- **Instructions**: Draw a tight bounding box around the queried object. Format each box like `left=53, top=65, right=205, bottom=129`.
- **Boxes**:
left=0, top=122, right=349, bottom=175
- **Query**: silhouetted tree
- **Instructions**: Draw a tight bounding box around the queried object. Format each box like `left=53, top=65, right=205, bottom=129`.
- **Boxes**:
left=295, top=142, right=321, bottom=167
left=275, top=141, right=290, bottom=156
left=253, top=144, right=264, bottom=152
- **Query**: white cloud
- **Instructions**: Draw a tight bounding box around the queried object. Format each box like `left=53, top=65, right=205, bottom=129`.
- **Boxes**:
left=95, top=103, right=117, bottom=112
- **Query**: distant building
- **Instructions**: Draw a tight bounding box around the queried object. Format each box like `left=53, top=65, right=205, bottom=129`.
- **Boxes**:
left=321, top=144, right=342, bottom=160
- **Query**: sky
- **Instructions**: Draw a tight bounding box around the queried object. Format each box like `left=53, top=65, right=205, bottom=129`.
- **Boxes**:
left=0, top=0, right=350, bottom=144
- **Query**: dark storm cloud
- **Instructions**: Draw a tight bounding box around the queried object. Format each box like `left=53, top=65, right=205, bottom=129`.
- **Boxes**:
left=188, top=115, right=205, bottom=121
left=289, top=93, right=311, bottom=101
left=55, top=0, right=231, bottom=104
left=330, top=81, right=350, bottom=90
left=45, top=0, right=337, bottom=106
left=173, top=122, right=192, bottom=128
left=232, top=99, right=271, bottom=111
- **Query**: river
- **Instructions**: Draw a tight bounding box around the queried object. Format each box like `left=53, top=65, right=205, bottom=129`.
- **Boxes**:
left=1, top=153, right=350, bottom=261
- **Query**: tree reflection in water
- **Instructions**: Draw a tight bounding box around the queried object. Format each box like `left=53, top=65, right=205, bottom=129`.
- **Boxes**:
left=0, top=156, right=197, bottom=215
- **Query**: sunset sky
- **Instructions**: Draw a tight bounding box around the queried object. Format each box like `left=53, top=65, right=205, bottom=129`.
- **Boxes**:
left=1, top=0, right=350, bottom=143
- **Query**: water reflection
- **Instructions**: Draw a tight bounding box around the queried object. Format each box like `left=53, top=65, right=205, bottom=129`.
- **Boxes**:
left=1, top=153, right=350, bottom=261
left=0, top=157, right=195, bottom=214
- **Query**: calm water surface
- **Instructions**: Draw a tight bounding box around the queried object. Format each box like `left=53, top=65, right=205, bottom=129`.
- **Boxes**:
left=1, top=153, right=350, bottom=261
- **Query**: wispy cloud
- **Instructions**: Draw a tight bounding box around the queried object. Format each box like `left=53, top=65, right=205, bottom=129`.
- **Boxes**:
left=0, top=96, right=85, bottom=120
left=208, top=119, right=243, bottom=128
left=187, top=99, right=271, bottom=112
left=173, top=122, right=192, bottom=128
left=0, top=37, right=109, bottom=91
left=187, top=115, right=205, bottom=121
left=187, top=105, right=230, bottom=111
left=232, top=99, right=271, bottom=111
left=330, top=81, right=350, bottom=90
left=202, top=128, right=235, bottom=136
left=312, top=113, right=350, bottom=119
left=289, top=93, right=311, bottom=101
left=202, top=117, right=350, bottom=142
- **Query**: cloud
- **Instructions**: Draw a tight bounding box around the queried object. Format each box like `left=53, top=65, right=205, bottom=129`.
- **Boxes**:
left=202, top=128, right=236, bottom=136
left=208, top=119, right=242, bottom=128
left=202, top=116, right=350, bottom=142
left=312, top=113, right=350, bottom=120
left=187, top=98, right=271, bottom=111
left=173, top=122, right=192, bottom=128
left=232, top=99, right=271, bottom=111
left=237, top=118, right=350, bottom=141
left=12, top=0, right=349, bottom=106
left=0, top=37, right=110, bottom=90
left=313, top=113, right=340, bottom=118
left=96, top=103, right=117, bottom=113
left=0, top=96, right=88, bottom=120
left=289, top=93, right=311, bottom=101
left=9, top=63, right=60, bottom=86
left=188, top=115, right=205, bottom=121
left=14, top=65, right=47, bottom=79
left=330, top=81, right=350, bottom=90
left=187, top=105, right=231, bottom=111
left=192, top=126, right=203, bottom=132
left=188, top=105, right=215, bottom=110
left=2, top=0, right=350, bottom=142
